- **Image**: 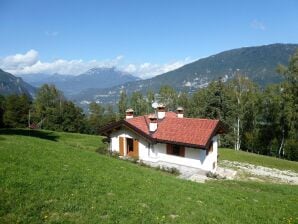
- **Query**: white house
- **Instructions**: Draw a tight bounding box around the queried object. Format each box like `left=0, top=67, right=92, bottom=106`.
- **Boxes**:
left=100, top=105, right=225, bottom=172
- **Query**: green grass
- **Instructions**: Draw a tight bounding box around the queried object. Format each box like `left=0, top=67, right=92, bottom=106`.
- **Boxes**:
left=220, top=148, right=298, bottom=172
left=0, top=129, right=297, bottom=223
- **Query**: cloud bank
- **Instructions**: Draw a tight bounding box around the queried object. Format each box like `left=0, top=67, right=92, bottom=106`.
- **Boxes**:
left=0, top=50, right=192, bottom=79
left=250, top=19, right=266, bottom=30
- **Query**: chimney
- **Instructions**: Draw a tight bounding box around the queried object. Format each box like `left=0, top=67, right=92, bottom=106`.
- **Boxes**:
left=125, top=108, right=134, bottom=119
left=148, top=113, right=158, bottom=132
left=157, top=103, right=166, bottom=119
left=176, top=107, right=184, bottom=118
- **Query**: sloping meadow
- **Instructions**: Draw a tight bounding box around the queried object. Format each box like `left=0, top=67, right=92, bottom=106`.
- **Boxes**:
left=0, top=129, right=297, bottom=223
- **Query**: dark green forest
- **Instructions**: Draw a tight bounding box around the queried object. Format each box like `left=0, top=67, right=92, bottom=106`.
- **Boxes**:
left=0, top=51, right=297, bottom=161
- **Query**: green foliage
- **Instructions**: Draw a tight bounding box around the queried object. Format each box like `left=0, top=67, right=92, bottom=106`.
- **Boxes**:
left=33, top=84, right=85, bottom=132
left=118, top=90, right=128, bottom=118
left=0, top=95, right=5, bottom=128
left=88, top=102, right=105, bottom=134
left=158, top=85, right=178, bottom=111
left=129, top=91, right=147, bottom=115
left=0, top=130, right=297, bottom=223
left=284, top=139, right=298, bottom=161
left=3, top=94, right=31, bottom=128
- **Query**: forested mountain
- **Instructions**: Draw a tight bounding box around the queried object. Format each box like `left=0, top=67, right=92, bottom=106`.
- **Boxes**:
left=72, top=43, right=298, bottom=105
left=20, top=67, right=140, bottom=95
left=0, top=69, right=36, bottom=97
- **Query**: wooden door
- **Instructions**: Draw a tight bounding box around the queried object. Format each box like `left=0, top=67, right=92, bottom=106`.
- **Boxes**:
left=119, top=137, right=124, bottom=156
left=133, top=139, right=139, bottom=158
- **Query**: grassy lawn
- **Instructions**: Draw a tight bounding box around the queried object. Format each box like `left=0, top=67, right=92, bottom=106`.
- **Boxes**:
left=0, top=129, right=297, bottom=223
left=219, top=148, right=298, bottom=172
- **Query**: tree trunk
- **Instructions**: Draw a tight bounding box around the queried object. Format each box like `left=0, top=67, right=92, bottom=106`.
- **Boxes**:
left=278, top=128, right=285, bottom=158
left=236, top=117, right=241, bottom=150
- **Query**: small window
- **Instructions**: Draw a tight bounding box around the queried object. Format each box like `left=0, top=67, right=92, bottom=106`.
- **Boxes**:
left=167, top=144, right=185, bottom=157
left=206, top=141, right=213, bottom=156
left=172, top=145, right=180, bottom=156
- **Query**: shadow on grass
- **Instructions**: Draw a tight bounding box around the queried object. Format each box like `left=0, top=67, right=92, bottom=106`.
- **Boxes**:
left=0, top=129, right=59, bottom=142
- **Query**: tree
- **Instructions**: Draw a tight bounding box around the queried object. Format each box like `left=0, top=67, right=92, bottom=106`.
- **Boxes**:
left=146, top=90, right=155, bottom=114
left=177, top=92, right=190, bottom=116
left=0, top=95, right=5, bottom=128
left=276, top=50, right=298, bottom=160
left=118, top=90, right=128, bottom=118
left=33, top=84, right=85, bottom=133
left=88, top=102, right=105, bottom=134
left=129, top=91, right=147, bottom=116
left=60, top=101, right=86, bottom=133
left=159, top=85, right=177, bottom=111
left=34, top=84, right=64, bottom=129
left=228, top=74, right=257, bottom=151
left=3, top=94, right=31, bottom=128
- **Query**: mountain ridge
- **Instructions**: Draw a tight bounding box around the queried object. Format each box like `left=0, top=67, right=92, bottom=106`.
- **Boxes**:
left=20, top=67, right=140, bottom=96
left=0, top=69, right=36, bottom=97
left=71, top=43, right=298, bottom=106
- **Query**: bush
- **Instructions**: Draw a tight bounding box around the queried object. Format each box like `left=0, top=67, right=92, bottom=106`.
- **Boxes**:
left=155, top=165, right=180, bottom=175
left=96, top=143, right=109, bottom=155
left=284, top=139, right=298, bottom=161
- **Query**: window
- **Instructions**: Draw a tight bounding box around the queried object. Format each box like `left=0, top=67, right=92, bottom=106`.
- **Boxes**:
left=206, top=141, right=213, bottom=156
left=172, top=145, right=180, bottom=156
left=167, top=144, right=185, bottom=157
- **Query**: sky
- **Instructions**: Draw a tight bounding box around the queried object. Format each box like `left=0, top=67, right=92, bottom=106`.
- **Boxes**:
left=0, top=0, right=298, bottom=78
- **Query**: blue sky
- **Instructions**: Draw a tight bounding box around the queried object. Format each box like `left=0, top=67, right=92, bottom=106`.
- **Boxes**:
left=0, top=0, right=297, bottom=78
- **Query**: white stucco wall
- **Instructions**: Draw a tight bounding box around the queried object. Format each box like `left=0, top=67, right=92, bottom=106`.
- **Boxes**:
left=109, top=127, right=218, bottom=172
left=110, top=129, right=148, bottom=158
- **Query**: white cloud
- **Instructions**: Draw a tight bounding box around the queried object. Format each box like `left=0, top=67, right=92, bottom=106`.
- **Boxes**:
left=123, top=58, right=192, bottom=79
left=250, top=19, right=265, bottom=30
left=45, top=31, right=59, bottom=37
left=0, top=49, right=193, bottom=79
left=0, top=49, right=38, bottom=70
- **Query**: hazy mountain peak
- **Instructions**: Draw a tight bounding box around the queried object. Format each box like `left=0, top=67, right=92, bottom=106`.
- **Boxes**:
left=0, top=69, right=36, bottom=97
left=71, top=43, right=298, bottom=106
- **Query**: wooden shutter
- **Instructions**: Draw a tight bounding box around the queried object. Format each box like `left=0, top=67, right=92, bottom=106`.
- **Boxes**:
left=166, top=144, right=173, bottom=155
left=119, top=137, right=124, bottom=156
left=133, top=139, right=139, bottom=158
left=179, top=146, right=185, bottom=157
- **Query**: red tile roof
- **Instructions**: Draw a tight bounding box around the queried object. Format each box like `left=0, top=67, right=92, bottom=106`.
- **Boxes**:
left=125, top=112, right=221, bottom=149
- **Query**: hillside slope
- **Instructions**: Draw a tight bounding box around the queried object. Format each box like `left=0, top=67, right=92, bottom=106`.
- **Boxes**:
left=72, top=43, right=298, bottom=105
left=0, top=69, right=36, bottom=97
left=0, top=129, right=297, bottom=223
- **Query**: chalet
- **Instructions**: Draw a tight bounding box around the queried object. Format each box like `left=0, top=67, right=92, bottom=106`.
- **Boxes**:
left=100, top=105, right=225, bottom=172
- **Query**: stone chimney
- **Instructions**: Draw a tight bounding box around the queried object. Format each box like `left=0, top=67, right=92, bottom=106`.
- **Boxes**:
left=157, top=103, right=166, bottom=119
left=176, top=107, right=184, bottom=118
left=125, top=108, right=134, bottom=119
left=148, top=113, right=158, bottom=132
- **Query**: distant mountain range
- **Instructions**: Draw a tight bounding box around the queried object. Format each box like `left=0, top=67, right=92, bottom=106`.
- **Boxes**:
left=5, top=43, right=298, bottom=107
left=20, top=67, right=140, bottom=95
left=70, top=43, right=298, bottom=106
left=0, top=69, right=36, bottom=97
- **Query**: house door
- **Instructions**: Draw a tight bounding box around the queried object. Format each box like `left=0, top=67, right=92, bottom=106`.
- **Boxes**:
left=126, top=138, right=139, bottom=158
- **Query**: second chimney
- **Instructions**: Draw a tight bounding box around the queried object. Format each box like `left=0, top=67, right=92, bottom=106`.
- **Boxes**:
left=125, top=108, right=134, bottom=119
left=176, top=107, right=184, bottom=118
left=157, top=103, right=166, bottom=119
left=148, top=114, right=158, bottom=132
